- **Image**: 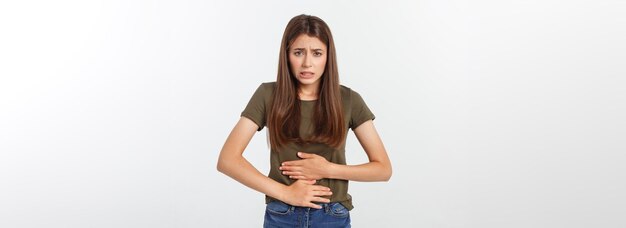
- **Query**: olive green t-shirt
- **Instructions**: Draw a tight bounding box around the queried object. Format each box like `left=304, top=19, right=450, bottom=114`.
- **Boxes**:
left=240, top=82, right=375, bottom=211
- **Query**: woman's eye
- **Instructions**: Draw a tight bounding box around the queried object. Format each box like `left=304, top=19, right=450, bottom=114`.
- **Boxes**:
left=314, top=52, right=322, bottom=56
left=294, top=51, right=302, bottom=56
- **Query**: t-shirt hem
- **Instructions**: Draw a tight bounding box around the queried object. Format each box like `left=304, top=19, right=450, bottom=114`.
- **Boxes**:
left=265, top=196, right=355, bottom=211
left=351, top=115, right=376, bottom=131
left=240, top=112, right=264, bottom=131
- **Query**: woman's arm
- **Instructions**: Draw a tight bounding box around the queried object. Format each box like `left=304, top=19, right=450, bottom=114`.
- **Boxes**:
left=280, top=120, right=392, bottom=182
left=328, top=120, right=392, bottom=181
left=217, top=117, right=332, bottom=209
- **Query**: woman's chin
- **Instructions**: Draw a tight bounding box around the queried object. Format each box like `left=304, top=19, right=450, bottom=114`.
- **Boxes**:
left=296, top=77, right=321, bottom=85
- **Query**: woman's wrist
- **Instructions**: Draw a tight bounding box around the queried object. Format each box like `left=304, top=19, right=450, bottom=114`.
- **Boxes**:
left=275, top=184, right=290, bottom=203
left=326, top=163, right=341, bottom=179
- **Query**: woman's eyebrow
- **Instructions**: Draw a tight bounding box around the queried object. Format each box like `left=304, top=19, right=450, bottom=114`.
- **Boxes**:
left=291, top=47, right=325, bottom=52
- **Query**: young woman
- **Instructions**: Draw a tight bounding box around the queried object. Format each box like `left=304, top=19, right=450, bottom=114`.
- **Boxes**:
left=217, top=14, right=392, bottom=227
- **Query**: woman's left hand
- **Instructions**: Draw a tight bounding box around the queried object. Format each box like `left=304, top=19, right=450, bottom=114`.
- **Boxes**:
left=279, top=152, right=332, bottom=180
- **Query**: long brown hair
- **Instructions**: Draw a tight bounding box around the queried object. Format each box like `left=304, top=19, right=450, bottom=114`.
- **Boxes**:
left=267, top=14, right=346, bottom=151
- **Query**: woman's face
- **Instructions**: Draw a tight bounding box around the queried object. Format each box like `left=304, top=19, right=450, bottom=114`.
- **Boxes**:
left=288, top=34, right=327, bottom=88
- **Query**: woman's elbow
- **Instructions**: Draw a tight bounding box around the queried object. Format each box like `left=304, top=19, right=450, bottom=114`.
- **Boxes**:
left=216, top=155, right=233, bottom=174
left=216, top=158, right=226, bottom=173
left=378, top=162, right=392, bottom=182
left=217, top=152, right=244, bottom=174
left=369, top=160, right=392, bottom=182
left=383, top=168, right=392, bottom=181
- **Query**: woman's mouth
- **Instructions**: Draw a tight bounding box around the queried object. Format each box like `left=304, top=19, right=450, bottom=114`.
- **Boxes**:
left=300, top=72, right=314, bottom=79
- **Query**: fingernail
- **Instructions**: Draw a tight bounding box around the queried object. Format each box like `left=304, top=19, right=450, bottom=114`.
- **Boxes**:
left=297, top=152, right=302, bottom=156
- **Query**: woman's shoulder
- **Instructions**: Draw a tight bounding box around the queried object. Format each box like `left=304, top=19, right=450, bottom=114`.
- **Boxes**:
left=256, top=81, right=276, bottom=96
left=339, top=84, right=363, bottom=100
left=260, top=81, right=276, bottom=89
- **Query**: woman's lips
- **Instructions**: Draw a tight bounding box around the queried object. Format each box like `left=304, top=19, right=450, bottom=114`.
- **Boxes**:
left=300, top=72, right=314, bottom=79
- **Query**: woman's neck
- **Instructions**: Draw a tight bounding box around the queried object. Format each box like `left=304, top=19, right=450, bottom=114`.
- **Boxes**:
left=298, top=83, right=319, bottom=100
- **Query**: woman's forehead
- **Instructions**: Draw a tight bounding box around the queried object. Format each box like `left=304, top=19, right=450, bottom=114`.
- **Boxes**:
left=290, top=34, right=327, bottom=50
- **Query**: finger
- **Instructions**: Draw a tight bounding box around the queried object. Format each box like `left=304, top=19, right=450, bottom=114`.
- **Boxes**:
left=280, top=166, right=302, bottom=172
left=282, top=171, right=301, bottom=176
left=289, top=175, right=307, bottom=179
left=281, top=161, right=301, bottom=166
left=282, top=163, right=302, bottom=168
left=314, top=190, right=332, bottom=196
left=279, top=166, right=298, bottom=172
left=311, top=197, right=331, bottom=204
left=313, top=186, right=331, bottom=191
left=306, top=203, right=323, bottom=209
left=297, top=152, right=317, bottom=159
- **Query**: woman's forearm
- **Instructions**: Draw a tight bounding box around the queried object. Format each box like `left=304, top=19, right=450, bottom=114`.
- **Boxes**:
left=217, top=155, right=287, bottom=201
left=327, top=161, right=392, bottom=182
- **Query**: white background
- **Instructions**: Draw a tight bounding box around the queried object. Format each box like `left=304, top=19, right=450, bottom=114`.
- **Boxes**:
left=1, top=0, right=625, bottom=227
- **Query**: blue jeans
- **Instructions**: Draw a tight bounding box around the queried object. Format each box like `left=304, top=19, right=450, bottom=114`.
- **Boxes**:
left=263, top=200, right=351, bottom=228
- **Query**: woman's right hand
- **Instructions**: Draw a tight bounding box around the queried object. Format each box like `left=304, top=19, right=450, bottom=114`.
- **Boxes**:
left=281, top=179, right=332, bottom=209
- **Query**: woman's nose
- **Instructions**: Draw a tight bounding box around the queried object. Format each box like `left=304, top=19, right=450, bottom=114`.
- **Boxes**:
left=302, top=53, right=312, bottom=67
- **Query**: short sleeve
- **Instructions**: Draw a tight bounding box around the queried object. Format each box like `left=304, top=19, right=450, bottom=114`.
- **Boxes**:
left=241, top=83, right=267, bottom=131
left=349, top=90, right=376, bottom=130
